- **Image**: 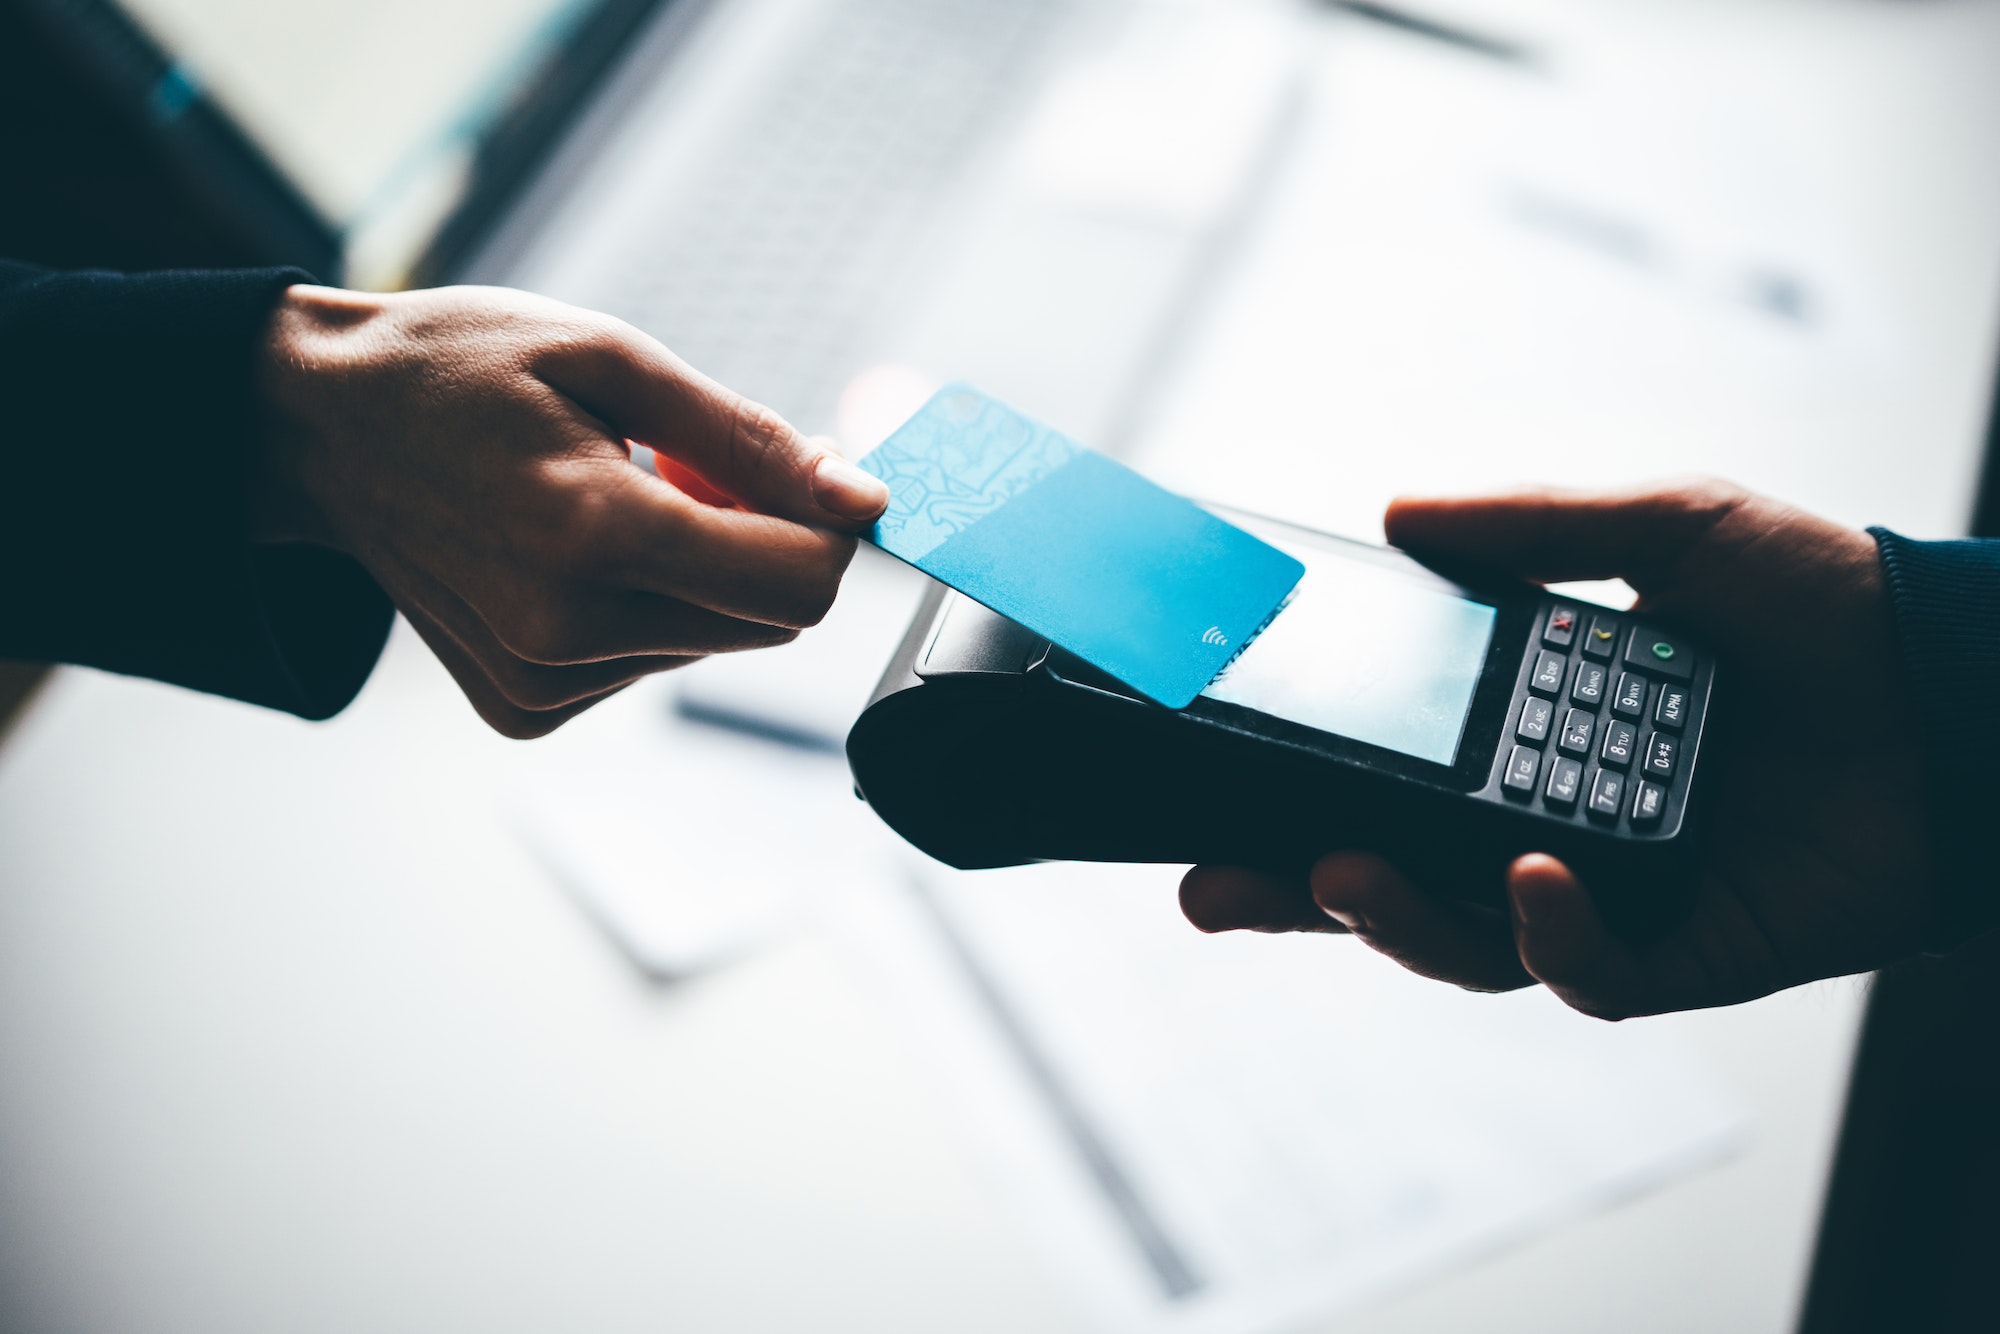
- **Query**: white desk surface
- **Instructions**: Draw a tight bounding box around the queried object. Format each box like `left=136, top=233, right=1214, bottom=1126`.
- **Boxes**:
left=0, top=639, right=1865, bottom=1334
left=4, top=0, right=1998, bottom=1329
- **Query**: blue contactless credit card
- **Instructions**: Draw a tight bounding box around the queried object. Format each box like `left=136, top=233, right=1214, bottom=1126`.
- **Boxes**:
left=856, top=386, right=1305, bottom=709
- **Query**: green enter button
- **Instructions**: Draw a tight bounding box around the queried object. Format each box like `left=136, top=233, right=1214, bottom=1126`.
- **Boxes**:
left=1623, top=625, right=1694, bottom=681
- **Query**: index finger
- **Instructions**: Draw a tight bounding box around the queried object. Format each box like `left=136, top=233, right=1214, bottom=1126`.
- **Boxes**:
left=538, top=321, right=888, bottom=529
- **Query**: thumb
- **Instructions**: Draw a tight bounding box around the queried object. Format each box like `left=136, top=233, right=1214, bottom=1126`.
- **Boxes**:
left=1384, top=480, right=1749, bottom=594
left=545, top=322, right=889, bottom=529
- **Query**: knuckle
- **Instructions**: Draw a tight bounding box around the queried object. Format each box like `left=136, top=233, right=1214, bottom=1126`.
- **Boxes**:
left=1457, top=974, right=1529, bottom=996
left=477, top=682, right=612, bottom=738
left=573, top=319, right=650, bottom=381
left=722, top=396, right=801, bottom=482
left=784, top=538, right=854, bottom=628
left=1567, top=993, right=1634, bottom=1023
left=746, top=579, right=824, bottom=632
left=530, top=305, right=640, bottom=367
left=490, top=660, right=585, bottom=712
left=480, top=699, right=563, bottom=740
left=1618, top=477, right=1758, bottom=582
left=497, top=602, right=586, bottom=666
left=588, top=309, right=657, bottom=356
left=1309, top=854, right=1389, bottom=918
left=501, top=712, right=570, bottom=740
left=788, top=580, right=841, bottom=629
left=715, top=622, right=800, bottom=653
left=1648, top=477, right=1750, bottom=530
left=728, top=397, right=789, bottom=448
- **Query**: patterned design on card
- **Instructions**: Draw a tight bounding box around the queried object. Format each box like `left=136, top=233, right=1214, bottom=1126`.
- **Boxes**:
left=859, top=386, right=1081, bottom=560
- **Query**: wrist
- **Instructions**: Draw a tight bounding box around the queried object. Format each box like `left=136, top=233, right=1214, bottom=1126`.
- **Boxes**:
left=249, top=284, right=388, bottom=546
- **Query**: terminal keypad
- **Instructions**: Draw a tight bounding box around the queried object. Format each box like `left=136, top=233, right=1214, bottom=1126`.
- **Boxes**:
left=1499, top=601, right=1702, bottom=830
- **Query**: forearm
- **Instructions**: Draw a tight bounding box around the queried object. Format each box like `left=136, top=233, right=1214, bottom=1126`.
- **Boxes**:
left=0, top=262, right=393, bottom=718
left=1872, top=528, right=2000, bottom=948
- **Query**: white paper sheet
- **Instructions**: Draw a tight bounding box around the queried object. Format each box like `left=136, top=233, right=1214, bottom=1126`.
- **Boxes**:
left=830, top=857, right=1746, bottom=1334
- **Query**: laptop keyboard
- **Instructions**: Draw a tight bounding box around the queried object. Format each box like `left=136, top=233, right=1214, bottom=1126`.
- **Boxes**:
left=592, top=0, right=1083, bottom=434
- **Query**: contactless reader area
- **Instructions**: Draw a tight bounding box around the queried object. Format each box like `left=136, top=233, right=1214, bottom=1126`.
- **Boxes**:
left=1199, top=542, right=1498, bottom=768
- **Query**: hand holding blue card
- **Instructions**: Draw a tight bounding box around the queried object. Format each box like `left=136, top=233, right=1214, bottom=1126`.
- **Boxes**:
left=855, top=387, right=1304, bottom=708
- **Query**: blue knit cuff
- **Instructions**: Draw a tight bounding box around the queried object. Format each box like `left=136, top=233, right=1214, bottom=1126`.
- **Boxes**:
left=1871, top=528, right=2000, bottom=950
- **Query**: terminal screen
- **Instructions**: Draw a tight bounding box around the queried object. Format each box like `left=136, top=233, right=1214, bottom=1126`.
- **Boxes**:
left=1202, top=544, right=1496, bottom=766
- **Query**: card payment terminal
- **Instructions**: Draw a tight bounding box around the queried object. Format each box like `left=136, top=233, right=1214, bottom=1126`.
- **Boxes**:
left=846, top=510, right=1717, bottom=940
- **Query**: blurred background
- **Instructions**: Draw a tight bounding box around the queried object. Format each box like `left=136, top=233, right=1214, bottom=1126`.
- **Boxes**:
left=2, top=0, right=1998, bottom=1331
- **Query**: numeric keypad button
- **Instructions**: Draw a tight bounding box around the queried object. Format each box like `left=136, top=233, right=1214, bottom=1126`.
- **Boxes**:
left=1641, top=733, right=1679, bottom=780
left=1613, top=672, right=1648, bottom=719
left=1530, top=650, right=1566, bottom=696
left=1599, top=718, right=1637, bottom=769
left=1544, top=757, right=1583, bottom=810
left=1571, top=661, right=1607, bottom=707
left=1588, top=769, right=1626, bottom=820
left=1503, top=745, right=1540, bottom=795
left=1516, top=696, right=1553, bottom=744
left=1558, top=708, right=1594, bottom=756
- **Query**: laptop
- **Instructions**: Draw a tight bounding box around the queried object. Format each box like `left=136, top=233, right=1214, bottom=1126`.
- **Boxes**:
left=475, top=0, right=1300, bottom=450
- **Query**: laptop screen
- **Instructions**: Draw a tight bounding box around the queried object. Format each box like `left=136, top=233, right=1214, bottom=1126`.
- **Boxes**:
left=77, top=0, right=669, bottom=285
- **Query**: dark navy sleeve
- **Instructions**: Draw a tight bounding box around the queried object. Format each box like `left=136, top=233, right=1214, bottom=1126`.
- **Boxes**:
left=0, top=260, right=393, bottom=719
left=1870, top=528, right=2000, bottom=949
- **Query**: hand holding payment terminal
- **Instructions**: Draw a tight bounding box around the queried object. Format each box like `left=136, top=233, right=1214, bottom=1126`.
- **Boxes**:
left=847, top=510, right=1717, bottom=942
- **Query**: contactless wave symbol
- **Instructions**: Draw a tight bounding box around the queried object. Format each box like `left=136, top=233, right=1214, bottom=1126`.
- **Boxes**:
left=1201, top=626, right=1229, bottom=647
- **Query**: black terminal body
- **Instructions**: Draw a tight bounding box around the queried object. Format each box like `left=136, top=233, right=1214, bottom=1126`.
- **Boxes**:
left=847, top=511, right=1717, bottom=942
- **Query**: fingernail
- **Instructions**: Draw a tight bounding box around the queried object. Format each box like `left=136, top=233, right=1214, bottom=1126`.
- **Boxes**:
left=812, top=453, right=889, bottom=522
